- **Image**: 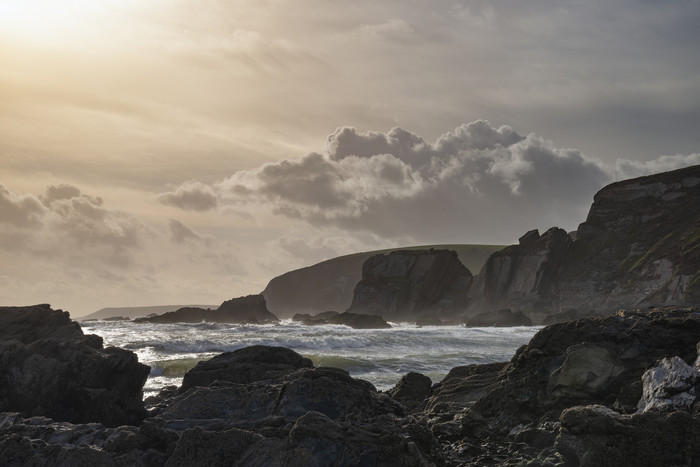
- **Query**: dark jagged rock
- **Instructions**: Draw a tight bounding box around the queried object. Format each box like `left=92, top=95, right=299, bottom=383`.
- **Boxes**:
left=463, top=308, right=700, bottom=435
left=164, top=366, right=403, bottom=427
left=0, top=304, right=83, bottom=343
left=135, top=295, right=279, bottom=324
left=347, top=249, right=473, bottom=322
left=557, top=405, right=700, bottom=467
left=468, top=165, right=700, bottom=321
left=0, top=305, right=149, bottom=427
left=428, top=307, right=700, bottom=465
left=465, top=308, right=533, bottom=327
left=180, top=345, right=312, bottom=392
left=562, top=165, right=700, bottom=310
left=387, top=372, right=432, bottom=412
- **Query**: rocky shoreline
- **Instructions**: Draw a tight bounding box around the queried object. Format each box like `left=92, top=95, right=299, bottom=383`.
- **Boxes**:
left=1, top=304, right=699, bottom=466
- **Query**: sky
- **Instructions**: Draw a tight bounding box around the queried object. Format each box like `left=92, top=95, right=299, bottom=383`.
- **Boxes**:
left=1, top=0, right=699, bottom=316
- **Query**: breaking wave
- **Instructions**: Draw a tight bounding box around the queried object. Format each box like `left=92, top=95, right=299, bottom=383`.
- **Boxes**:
left=80, top=320, right=540, bottom=397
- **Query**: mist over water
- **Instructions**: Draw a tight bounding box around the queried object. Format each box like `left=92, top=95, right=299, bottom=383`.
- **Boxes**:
left=80, top=320, right=540, bottom=397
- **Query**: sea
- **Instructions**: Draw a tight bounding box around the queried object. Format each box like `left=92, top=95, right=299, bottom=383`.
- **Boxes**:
left=79, top=320, right=541, bottom=398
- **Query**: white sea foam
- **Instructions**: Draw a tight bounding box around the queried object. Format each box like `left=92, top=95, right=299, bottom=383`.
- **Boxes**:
left=80, top=320, right=540, bottom=397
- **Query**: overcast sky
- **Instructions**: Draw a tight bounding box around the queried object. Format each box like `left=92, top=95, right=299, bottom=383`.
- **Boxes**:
left=1, top=0, right=699, bottom=316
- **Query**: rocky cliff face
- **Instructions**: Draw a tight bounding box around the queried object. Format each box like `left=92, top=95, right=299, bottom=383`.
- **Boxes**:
left=469, top=164, right=700, bottom=322
left=467, top=227, right=573, bottom=322
left=261, top=244, right=503, bottom=318
left=560, top=164, right=700, bottom=311
left=347, top=249, right=473, bottom=323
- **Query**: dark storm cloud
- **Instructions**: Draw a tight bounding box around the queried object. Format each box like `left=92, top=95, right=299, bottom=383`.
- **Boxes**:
left=156, top=181, right=219, bottom=212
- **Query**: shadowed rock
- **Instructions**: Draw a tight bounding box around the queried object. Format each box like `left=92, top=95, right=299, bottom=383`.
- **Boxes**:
left=347, top=249, right=473, bottom=323
left=0, top=305, right=149, bottom=427
left=387, top=372, right=432, bottom=412
left=135, top=295, right=279, bottom=324
left=180, top=346, right=312, bottom=392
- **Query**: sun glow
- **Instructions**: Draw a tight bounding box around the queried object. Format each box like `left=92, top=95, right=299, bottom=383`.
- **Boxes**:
left=0, top=0, right=143, bottom=45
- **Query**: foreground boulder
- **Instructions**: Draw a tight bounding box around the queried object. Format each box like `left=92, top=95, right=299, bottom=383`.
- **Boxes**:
left=0, top=305, right=149, bottom=427
left=180, top=345, right=313, bottom=392
left=135, top=295, right=279, bottom=324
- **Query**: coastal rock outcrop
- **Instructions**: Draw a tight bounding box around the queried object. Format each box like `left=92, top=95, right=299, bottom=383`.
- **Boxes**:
left=0, top=305, right=149, bottom=427
left=466, top=227, right=573, bottom=323
left=347, top=249, right=473, bottom=323
left=468, top=165, right=700, bottom=322
left=427, top=307, right=700, bottom=465
left=261, top=245, right=502, bottom=319
left=135, top=295, right=279, bottom=324
left=292, top=310, right=391, bottom=329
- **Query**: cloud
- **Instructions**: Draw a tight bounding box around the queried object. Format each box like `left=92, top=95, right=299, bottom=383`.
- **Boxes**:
left=168, top=219, right=201, bottom=244
left=614, top=153, right=700, bottom=180
left=0, top=183, right=147, bottom=267
left=0, top=183, right=45, bottom=227
left=156, top=181, right=219, bottom=211
left=208, top=120, right=698, bottom=244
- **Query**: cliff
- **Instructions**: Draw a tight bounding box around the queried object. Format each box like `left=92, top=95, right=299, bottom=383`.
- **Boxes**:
left=346, top=249, right=473, bottom=323
left=560, top=164, right=700, bottom=310
left=468, top=164, right=700, bottom=322
left=261, top=244, right=503, bottom=318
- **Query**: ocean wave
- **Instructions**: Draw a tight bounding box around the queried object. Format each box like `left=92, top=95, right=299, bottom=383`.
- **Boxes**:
left=86, top=320, right=541, bottom=395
